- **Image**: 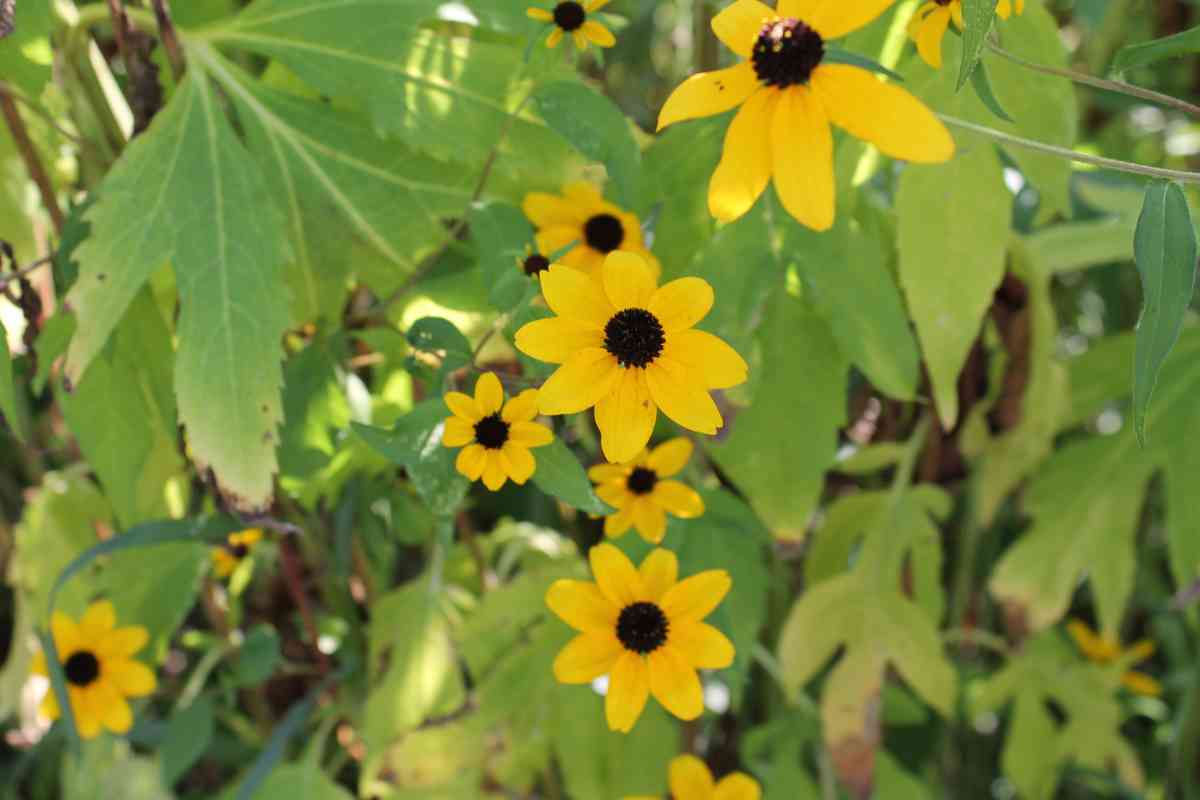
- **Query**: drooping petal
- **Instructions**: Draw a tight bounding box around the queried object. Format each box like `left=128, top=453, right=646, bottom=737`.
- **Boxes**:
left=508, top=421, right=554, bottom=448
left=665, top=329, right=749, bottom=390
left=474, top=372, right=505, bottom=416
left=527, top=6, right=554, bottom=21
left=502, top=389, right=540, bottom=423
left=94, top=681, right=133, bottom=734
left=712, top=0, right=775, bottom=58
left=638, top=548, right=678, bottom=602
left=595, top=369, right=657, bottom=464
left=1066, top=620, right=1114, bottom=662
left=602, top=251, right=657, bottom=310
left=96, top=626, right=149, bottom=659
left=813, top=64, right=955, bottom=163
left=523, top=191, right=583, bottom=228
left=709, top=88, right=776, bottom=223
left=514, top=317, right=604, bottom=364
left=79, top=601, right=117, bottom=641
left=589, top=463, right=631, bottom=483
left=633, top=501, right=668, bottom=544
left=714, top=773, right=763, bottom=800
left=657, top=62, right=761, bottom=130
left=648, top=647, right=704, bottom=720
left=1126, top=639, right=1156, bottom=662
left=442, top=417, right=476, bottom=448
left=444, top=391, right=481, bottom=422
left=553, top=632, right=624, bottom=683
left=770, top=87, right=835, bottom=231
left=996, top=0, right=1012, bottom=19
left=586, top=0, right=611, bottom=11
left=540, top=265, right=615, bottom=328
left=538, top=349, right=621, bottom=415
left=1121, top=671, right=1163, bottom=697
left=671, top=621, right=735, bottom=668
left=604, top=506, right=636, bottom=537
left=581, top=20, right=616, bottom=46
left=606, top=651, right=651, bottom=732
left=105, top=659, right=157, bottom=696
left=456, top=443, right=488, bottom=481
left=911, top=5, right=951, bottom=68
left=501, top=443, right=536, bottom=484
left=654, top=480, right=705, bottom=519
left=805, top=0, right=898, bottom=39
left=481, top=450, right=509, bottom=491
left=546, top=579, right=619, bottom=631
left=661, top=569, right=732, bottom=623
left=668, top=754, right=716, bottom=798
left=645, top=359, right=723, bottom=435
left=546, top=27, right=564, bottom=47
left=648, top=278, right=714, bottom=333
left=590, top=542, right=643, bottom=608
left=646, top=438, right=692, bottom=478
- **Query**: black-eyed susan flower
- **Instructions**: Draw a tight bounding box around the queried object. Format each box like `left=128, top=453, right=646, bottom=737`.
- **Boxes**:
left=909, top=0, right=1025, bottom=69
left=1067, top=620, right=1162, bottom=697
left=625, top=754, right=762, bottom=800
left=526, top=0, right=616, bottom=50
left=518, top=246, right=552, bottom=279
left=211, top=528, right=263, bottom=579
left=522, top=181, right=661, bottom=278
left=546, top=543, right=733, bottom=732
left=514, top=252, right=747, bottom=464
left=31, top=601, right=157, bottom=739
left=657, top=0, right=955, bottom=230
left=589, top=437, right=705, bottom=544
left=443, top=372, right=554, bottom=491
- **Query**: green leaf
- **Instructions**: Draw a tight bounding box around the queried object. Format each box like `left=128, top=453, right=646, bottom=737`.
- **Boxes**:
left=532, top=81, right=642, bottom=207
left=1112, top=24, right=1200, bottom=72
left=823, top=47, right=904, bottom=82
left=641, top=116, right=722, bottom=275
left=160, top=695, right=215, bottom=786
left=469, top=201, right=538, bottom=310
left=969, top=59, right=1014, bottom=122
left=530, top=438, right=610, bottom=514
left=277, top=338, right=353, bottom=505
left=957, top=0, right=996, bottom=89
left=237, top=764, right=354, bottom=800
left=63, top=71, right=291, bottom=510
left=406, top=317, right=473, bottom=380
left=0, top=317, right=21, bottom=441
left=232, top=624, right=282, bottom=686
left=1132, top=180, right=1197, bottom=446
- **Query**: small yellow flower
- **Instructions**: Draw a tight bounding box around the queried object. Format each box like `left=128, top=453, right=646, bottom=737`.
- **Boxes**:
left=522, top=181, right=661, bottom=278
left=625, top=754, right=762, bottom=800
left=909, top=0, right=1025, bottom=69
left=514, top=252, right=748, bottom=464
left=526, top=0, right=616, bottom=49
left=211, top=528, right=264, bottom=579
left=443, top=372, right=554, bottom=491
left=1067, top=619, right=1162, bottom=697
left=657, top=0, right=954, bottom=230
left=590, top=437, right=705, bottom=544
left=546, top=543, right=734, bottom=732
left=31, top=601, right=157, bottom=739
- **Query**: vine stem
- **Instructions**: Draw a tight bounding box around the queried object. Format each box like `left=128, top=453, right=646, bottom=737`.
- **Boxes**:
left=938, top=113, right=1200, bottom=184
left=0, top=91, right=64, bottom=233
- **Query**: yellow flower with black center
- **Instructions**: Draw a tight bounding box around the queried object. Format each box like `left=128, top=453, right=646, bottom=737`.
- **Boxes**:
left=31, top=600, right=157, bottom=739
left=547, top=543, right=734, bottom=732
left=526, top=0, right=616, bottom=49
left=522, top=181, right=661, bottom=278
left=443, top=372, right=554, bottom=491
left=909, top=0, right=1025, bottom=69
left=518, top=246, right=552, bottom=279
left=211, top=528, right=263, bottom=579
left=1067, top=619, right=1162, bottom=697
left=657, top=0, right=955, bottom=231
left=590, top=437, right=705, bottom=543
left=625, top=754, right=762, bottom=800
left=515, top=252, right=747, bottom=464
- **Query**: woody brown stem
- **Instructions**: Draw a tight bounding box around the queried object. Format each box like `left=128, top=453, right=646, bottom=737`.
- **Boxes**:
left=278, top=534, right=332, bottom=676
left=150, top=0, right=185, bottom=82
left=0, top=91, right=64, bottom=234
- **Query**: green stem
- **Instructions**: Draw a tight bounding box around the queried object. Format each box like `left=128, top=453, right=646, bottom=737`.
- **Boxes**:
left=1168, top=666, right=1200, bottom=798
left=70, top=3, right=155, bottom=34
left=942, top=628, right=1009, bottom=657
left=862, top=415, right=930, bottom=584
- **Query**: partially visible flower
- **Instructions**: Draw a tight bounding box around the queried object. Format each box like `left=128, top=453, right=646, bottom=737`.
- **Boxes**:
left=590, top=437, right=705, bottom=544
left=657, top=0, right=954, bottom=230
left=625, top=754, right=762, bottom=800
left=546, top=543, right=734, bottom=732
left=522, top=181, right=660, bottom=278
left=518, top=246, right=552, bottom=279
left=1067, top=619, right=1162, bottom=697
left=515, top=252, right=748, bottom=463
left=443, top=372, right=554, bottom=491
left=31, top=601, right=157, bottom=739
left=909, top=0, right=1025, bottom=69
left=211, top=528, right=263, bottom=579
left=527, top=0, right=616, bottom=49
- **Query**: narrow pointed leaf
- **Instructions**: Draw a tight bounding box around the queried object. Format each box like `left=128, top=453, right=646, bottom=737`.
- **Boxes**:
left=957, top=0, right=996, bottom=89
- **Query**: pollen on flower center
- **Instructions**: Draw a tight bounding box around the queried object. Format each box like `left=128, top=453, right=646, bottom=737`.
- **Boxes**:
left=752, top=17, right=825, bottom=88
left=626, top=466, right=658, bottom=495
left=522, top=253, right=551, bottom=276
left=552, top=0, right=586, bottom=31
left=616, top=601, right=669, bottom=654
left=583, top=213, right=625, bottom=253
left=474, top=413, right=511, bottom=450
left=604, top=308, right=665, bottom=368
left=64, top=651, right=101, bottom=686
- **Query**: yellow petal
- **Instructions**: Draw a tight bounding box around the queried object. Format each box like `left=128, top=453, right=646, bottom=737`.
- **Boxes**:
left=604, top=506, right=636, bottom=537
left=474, top=372, right=505, bottom=416
left=607, top=651, right=651, bottom=732
left=554, top=632, right=624, bottom=683
left=648, top=278, right=714, bottom=333
left=708, top=88, right=776, bottom=223
left=481, top=450, right=508, bottom=491
left=515, top=317, right=604, bottom=364
left=665, top=329, right=748, bottom=390
left=442, top=417, right=476, bottom=448
left=564, top=180, right=605, bottom=208
left=582, top=20, right=616, bottom=46
left=657, top=62, right=761, bottom=130
left=648, top=646, right=704, bottom=721
left=523, top=191, right=581, bottom=227
left=912, top=5, right=951, bottom=69
left=564, top=246, right=605, bottom=276
left=669, top=754, right=716, bottom=798
left=712, top=0, right=774, bottom=58
left=73, top=686, right=102, bottom=739
left=653, top=480, right=705, bottom=519
left=444, top=391, right=481, bottom=423
left=94, top=681, right=133, bottom=734
left=638, top=548, right=678, bottom=602
left=813, top=65, right=954, bottom=164
left=212, top=549, right=237, bottom=578
left=526, top=7, right=554, bottom=21
left=502, top=389, right=540, bottom=423
left=96, top=626, right=150, bottom=659
left=951, top=1, right=964, bottom=27
left=595, top=369, right=658, bottom=464
left=106, top=658, right=157, bottom=696
left=714, top=773, right=762, bottom=800
left=50, top=612, right=80, bottom=655
left=508, top=421, right=554, bottom=448
left=647, top=438, right=692, bottom=477
left=79, top=601, right=117, bottom=641
left=501, top=443, right=536, bottom=484
left=572, top=30, right=588, bottom=49
left=645, top=360, right=723, bottom=435
left=661, top=570, right=732, bottom=623
left=590, top=542, right=643, bottom=608
left=546, top=27, right=564, bottom=47
left=589, top=463, right=632, bottom=483
left=456, top=443, right=487, bottom=481
left=602, top=251, right=657, bottom=310
left=540, top=265, right=614, bottom=328
left=1126, top=639, right=1156, bottom=662
left=1121, top=671, right=1162, bottom=697
left=535, top=226, right=581, bottom=258
left=39, top=686, right=59, bottom=720
left=598, top=481, right=632, bottom=508
left=996, top=0, right=1012, bottom=18
left=546, top=579, right=619, bottom=631
left=232, top=529, right=264, bottom=547
left=30, top=650, right=47, bottom=676
left=770, top=87, right=835, bottom=231
left=671, top=621, right=735, bottom=669
left=806, top=0, right=897, bottom=39
left=586, top=0, right=612, bottom=10
left=538, top=348, right=621, bottom=415
left=633, top=500, right=668, bottom=544
left=1067, top=620, right=1113, bottom=663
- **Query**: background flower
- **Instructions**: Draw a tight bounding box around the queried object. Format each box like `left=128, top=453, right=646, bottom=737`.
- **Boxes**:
left=443, top=372, right=554, bottom=491
left=590, top=437, right=705, bottom=543
left=522, top=182, right=660, bottom=277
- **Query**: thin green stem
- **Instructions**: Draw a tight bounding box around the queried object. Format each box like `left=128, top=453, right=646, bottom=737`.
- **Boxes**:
left=943, top=627, right=1010, bottom=657
left=70, top=3, right=155, bottom=34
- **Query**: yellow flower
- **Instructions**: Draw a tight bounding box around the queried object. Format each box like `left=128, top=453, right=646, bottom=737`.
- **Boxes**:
left=590, top=437, right=705, bottom=544
left=1067, top=619, right=1162, bottom=697
left=526, top=0, right=616, bottom=49
left=522, top=181, right=661, bottom=278
left=625, top=754, right=762, bottom=800
left=547, top=544, right=734, bottom=732
left=909, top=0, right=1025, bottom=69
left=514, top=252, right=748, bottom=464
left=31, top=601, right=157, bottom=739
left=657, top=0, right=954, bottom=231
left=211, top=528, right=264, bottom=579
left=443, top=372, right=554, bottom=491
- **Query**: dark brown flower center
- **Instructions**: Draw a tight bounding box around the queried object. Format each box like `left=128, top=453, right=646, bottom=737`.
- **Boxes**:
left=626, top=467, right=658, bottom=495
left=64, top=650, right=100, bottom=687
left=552, top=1, right=586, bottom=31
left=522, top=253, right=551, bottom=276
left=583, top=213, right=625, bottom=253
left=616, top=602, right=669, bottom=654
left=474, top=413, right=510, bottom=449
left=752, top=18, right=825, bottom=88
left=604, top=308, right=665, bottom=368
left=229, top=542, right=250, bottom=559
